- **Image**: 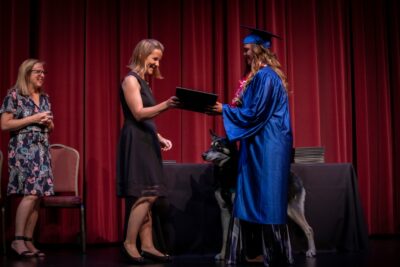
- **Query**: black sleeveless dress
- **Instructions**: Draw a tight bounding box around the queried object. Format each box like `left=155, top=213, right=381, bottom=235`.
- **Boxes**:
left=116, top=72, right=166, bottom=197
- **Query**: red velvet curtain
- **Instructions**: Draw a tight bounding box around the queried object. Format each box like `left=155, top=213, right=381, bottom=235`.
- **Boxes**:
left=0, top=0, right=399, bottom=243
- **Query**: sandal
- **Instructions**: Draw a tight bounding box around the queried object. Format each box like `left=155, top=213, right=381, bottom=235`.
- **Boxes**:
left=24, top=237, right=46, bottom=257
left=10, top=236, right=35, bottom=257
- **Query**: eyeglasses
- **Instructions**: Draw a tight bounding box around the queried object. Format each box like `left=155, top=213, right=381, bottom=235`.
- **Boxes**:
left=30, top=69, right=47, bottom=75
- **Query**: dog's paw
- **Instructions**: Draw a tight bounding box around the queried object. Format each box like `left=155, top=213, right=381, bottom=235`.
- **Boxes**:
left=306, top=249, right=316, bottom=257
left=214, top=253, right=225, bottom=261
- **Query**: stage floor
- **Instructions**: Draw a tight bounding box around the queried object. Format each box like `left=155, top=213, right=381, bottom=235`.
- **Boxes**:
left=1, top=237, right=398, bottom=267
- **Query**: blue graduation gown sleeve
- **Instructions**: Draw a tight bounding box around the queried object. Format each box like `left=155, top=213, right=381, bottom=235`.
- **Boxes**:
left=222, top=68, right=280, bottom=141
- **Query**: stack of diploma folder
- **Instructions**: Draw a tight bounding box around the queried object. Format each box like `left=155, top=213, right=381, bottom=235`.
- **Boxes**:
left=293, top=147, right=325, bottom=163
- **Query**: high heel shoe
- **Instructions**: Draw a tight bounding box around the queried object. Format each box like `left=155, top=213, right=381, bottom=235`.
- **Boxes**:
left=24, top=237, right=45, bottom=257
left=141, top=250, right=171, bottom=262
left=10, top=236, right=35, bottom=258
left=121, top=245, right=145, bottom=264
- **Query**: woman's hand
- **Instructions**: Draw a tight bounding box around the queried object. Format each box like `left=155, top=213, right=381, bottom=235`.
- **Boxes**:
left=158, top=133, right=173, bottom=151
left=33, top=111, right=54, bottom=132
left=32, top=111, right=53, bottom=125
left=166, top=96, right=180, bottom=108
left=206, top=102, right=223, bottom=115
left=42, top=111, right=54, bottom=131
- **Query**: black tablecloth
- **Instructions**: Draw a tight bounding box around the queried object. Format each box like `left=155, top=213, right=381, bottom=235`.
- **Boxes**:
left=290, top=163, right=368, bottom=252
left=158, top=163, right=368, bottom=255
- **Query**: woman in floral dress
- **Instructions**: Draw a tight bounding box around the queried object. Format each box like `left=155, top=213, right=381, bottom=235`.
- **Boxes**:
left=0, top=59, right=54, bottom=257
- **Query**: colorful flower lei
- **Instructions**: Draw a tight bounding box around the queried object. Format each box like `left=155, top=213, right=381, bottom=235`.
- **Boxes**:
left=231, top=73, right=251, bottom=107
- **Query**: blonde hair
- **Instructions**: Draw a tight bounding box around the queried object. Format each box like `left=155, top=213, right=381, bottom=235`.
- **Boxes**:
left=245, top=44, right=288, bottom=90
left=14, top=58, right=45, bottom=96
left=127, top=39, right=164, bottom=79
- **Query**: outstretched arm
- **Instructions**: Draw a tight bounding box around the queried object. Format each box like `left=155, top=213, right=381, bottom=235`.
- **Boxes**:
left=122, top=76, right=178, bottom=121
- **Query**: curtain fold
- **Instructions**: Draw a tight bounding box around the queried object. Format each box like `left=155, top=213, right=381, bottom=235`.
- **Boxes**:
left=84, top=0, right=121, bottom=242
left=0, top=0, right=398, bottom=243
left=150, top=0, right=182, bottom=162
left=387, top=0, right=400, bottom=230
left=35, top=0, right=86, bottom=243
left=351, top=0, right=396, bottom=233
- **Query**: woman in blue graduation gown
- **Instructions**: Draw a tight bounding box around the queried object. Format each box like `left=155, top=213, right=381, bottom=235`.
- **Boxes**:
left=211, top=27, right=294, bottom=266
left=224, top=66, right=292, bottom=225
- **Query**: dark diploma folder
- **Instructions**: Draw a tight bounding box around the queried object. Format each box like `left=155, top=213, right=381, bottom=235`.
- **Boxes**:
left=175, top=87, right=218, bottom=113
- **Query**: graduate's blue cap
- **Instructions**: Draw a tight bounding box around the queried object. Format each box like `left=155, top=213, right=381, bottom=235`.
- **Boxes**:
left=242, top=25, right=281, bottom=48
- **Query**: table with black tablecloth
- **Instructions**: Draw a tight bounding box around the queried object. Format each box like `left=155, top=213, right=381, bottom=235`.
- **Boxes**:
left=156, top=163, right=368, bottom=255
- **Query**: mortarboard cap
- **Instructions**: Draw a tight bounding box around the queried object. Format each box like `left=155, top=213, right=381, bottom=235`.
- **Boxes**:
left=241, top=25, right=281, bottom=48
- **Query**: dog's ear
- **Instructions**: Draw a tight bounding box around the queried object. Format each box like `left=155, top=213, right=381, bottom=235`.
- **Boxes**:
left=209, top=129, right=219, bottom=140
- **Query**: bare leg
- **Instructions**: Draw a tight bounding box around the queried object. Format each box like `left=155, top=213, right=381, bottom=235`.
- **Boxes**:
left=11, top=195, right=38, bottom=256
left=124, top=196, right=155, bottom=258
left=139, top=210, right=167, bottom=256
left=24, top=198, right=45, bottom=256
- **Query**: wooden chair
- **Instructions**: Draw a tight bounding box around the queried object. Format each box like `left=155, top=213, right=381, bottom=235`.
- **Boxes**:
left=41, top=144, right=86, bottom=253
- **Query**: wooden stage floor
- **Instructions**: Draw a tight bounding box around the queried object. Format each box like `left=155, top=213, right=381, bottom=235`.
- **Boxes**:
left=1, top=237, right=398, bottom=267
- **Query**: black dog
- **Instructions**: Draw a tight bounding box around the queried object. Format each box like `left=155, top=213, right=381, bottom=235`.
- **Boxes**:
left=202, top=131, right=316, bottom=259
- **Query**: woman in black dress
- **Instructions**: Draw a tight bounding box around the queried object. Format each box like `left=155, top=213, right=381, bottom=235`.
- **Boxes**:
left=117, top=39, right=178, bottom=263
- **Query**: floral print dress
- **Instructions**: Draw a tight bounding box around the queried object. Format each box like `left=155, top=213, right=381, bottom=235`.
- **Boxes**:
left=0, top=88, right=54, bottom=196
